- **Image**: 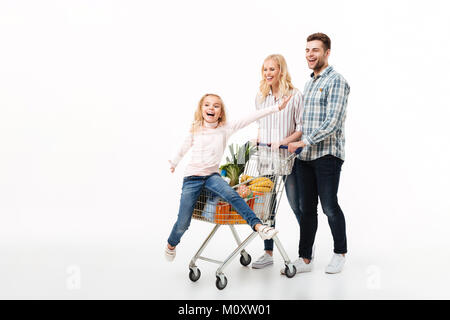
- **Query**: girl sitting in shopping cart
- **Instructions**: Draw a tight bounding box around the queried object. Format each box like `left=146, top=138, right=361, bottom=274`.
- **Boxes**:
left=166, top=93, right=291, bottom=261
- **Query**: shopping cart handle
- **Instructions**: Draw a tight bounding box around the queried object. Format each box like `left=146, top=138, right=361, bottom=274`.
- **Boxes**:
left=280, top=145, right=303, bottom=154
left=257, top=142, right=302, bottom=154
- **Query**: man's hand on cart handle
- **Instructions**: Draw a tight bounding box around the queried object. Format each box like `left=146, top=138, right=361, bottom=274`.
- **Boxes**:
left=288, top=141, right=306, bottom=153
left=169, top=160, right=175, bottom=173
left=278, top=95, right=293, bottom=111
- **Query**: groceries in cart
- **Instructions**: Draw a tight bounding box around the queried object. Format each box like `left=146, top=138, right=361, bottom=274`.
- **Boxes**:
left=219, top=142, right=256, bottom=186
left=199, top=143, right=275, bottom=222
left=240, top=175, right=274, bottom=192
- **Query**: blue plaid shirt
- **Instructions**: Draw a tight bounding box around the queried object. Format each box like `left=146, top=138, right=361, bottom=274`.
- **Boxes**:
left=299, top=65, right=350, bottom=161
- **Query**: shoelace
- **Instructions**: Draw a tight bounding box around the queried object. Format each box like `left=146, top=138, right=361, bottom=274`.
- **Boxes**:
left=259, top=226, right=271, bottom=234
left=166, top=247, right=176, bottom=255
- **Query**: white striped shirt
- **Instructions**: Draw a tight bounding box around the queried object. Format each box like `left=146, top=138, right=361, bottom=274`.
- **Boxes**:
left=255, top=89, right=303, bottom=144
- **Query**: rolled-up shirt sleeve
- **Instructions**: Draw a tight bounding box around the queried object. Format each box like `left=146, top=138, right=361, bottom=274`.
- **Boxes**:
left=293, top=92, right=304, bottom=132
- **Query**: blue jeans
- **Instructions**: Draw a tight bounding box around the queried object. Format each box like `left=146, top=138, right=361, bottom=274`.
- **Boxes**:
left=263, top=173, right=299, bottom=251
left=294, top=155, right=347, bottom=259
left=168, top=173, right=263, bottom=247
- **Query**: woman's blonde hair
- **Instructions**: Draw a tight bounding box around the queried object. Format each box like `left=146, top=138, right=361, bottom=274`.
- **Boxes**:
left=190, top=93, right=227, bottom=133
left=259, top=54, right=295, bottom=102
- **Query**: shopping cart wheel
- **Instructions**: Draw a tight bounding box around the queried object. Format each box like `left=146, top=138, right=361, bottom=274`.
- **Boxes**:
left=284, top=264, right=297, bottom=278
left=189, top=268, right=201, bottom=282
left=215, top=275, right=228, bottom=290
left=239, top=253, right=252, bottom=266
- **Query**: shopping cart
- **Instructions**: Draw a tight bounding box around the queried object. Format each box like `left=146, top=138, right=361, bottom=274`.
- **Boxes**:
left=189, top=143, right=302, bottom=290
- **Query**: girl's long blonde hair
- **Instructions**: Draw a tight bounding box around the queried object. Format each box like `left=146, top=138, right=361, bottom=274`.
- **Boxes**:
left=259, top=54, right=295, bottom=102
left=190, top=93, right=227, bottom=133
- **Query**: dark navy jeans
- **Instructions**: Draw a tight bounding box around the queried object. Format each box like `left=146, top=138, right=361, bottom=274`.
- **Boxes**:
left=263, top=175, right=286, bottom=251
left=168, top=173, right=263, bottom=247
left=291, top=155, right=347, bottom=260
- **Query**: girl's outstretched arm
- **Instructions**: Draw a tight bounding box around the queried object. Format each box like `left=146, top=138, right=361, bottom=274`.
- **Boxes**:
left=169, top=132, right=193, bottom=172
left=228, top=95, right=292, bottom=133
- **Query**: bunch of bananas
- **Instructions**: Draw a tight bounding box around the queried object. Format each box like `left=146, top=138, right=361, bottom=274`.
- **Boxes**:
left=240, top=174, right=252, bottom=184
left=240, top=175, right=274, bottom=193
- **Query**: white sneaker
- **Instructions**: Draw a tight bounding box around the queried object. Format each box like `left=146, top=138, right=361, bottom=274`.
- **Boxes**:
left=325, top=253, right=345, bottom=274
left=165, top=245, right=176, bottom=262
left=257, top=226, right=278, bottom=240
left=280, top=258, right=313, bottom=275
left=251, top=253, right=274, bottom=269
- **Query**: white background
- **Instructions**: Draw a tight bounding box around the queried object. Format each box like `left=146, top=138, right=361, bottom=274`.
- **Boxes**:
left=1, top=0, right=450, bottom=299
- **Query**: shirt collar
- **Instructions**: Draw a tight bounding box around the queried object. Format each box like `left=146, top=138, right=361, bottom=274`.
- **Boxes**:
left=268, top=88, right=281, bottom=101
left=310, top=65, right=333, bottom=80
left=203, top=121, right=219, bottom=129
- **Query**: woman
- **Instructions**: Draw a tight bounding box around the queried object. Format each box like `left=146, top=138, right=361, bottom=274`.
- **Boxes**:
left=251, top=54, right=304, bottom=269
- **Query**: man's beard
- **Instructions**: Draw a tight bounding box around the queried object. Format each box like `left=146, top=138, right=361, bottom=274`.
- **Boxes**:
left=313, top=59, right=325, bottom=72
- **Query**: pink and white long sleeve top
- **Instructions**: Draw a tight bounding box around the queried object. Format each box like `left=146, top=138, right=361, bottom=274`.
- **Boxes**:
left=170, top=105, right=280, bottom=177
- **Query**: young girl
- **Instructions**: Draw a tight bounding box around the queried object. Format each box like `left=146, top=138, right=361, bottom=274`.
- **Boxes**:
left=165, top=93, right=291, bottom=261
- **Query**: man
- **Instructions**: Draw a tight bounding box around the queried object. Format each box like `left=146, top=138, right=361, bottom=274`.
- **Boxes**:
left=287, top=33, right=350, bottom=274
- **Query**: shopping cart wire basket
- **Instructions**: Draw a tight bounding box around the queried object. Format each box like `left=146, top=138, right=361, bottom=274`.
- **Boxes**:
left=189, top=143, right=302, bottom=290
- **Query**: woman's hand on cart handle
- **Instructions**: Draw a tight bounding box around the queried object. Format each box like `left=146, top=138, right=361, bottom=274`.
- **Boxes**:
left=288, top=141, right=305, bottom=154
left=270, top=141, right=281, bottom=150
left=168, top=160, right=175, bottom=173
left=257, top=142, right=302, bottom=154
left=278, top=95, right=292, bottom=111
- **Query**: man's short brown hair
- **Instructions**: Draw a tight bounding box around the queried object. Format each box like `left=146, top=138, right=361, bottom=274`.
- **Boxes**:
left=307, top=33, right=331, bottom=51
